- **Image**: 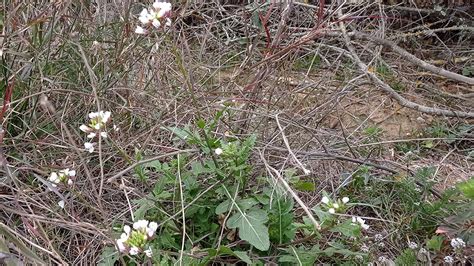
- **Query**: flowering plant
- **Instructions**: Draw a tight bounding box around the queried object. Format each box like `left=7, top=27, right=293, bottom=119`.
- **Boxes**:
left=135, top=1, right=172, bottom=34
left=80, top=111, right=112, bottom=153
left=48, top=168, right=76, bottom=187
left=116, top=220, right=158, bottom=257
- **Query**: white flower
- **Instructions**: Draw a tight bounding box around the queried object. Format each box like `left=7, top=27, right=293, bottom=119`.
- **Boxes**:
left=408, top=241, right=418, bottom=249
left=215, top=148, right=223, bottom=155
left=84, top=142, right=95, bottom=153
left=147, top=222, right=158, bottom=237
left=80, top=124, right=91, bottom=132
left=328, top=208, right=335, bottom=214
left=342, top=197, right=349, bottom=203
left=321, top=196, right=329, bottom=204
left=450, top=238, right=465, bottom=249
left=100, top=131, right=108, bottom=138
left=101, top=111, right=111, bottom=123
left=153, top=2, right=172, bottom=18
left=67, top=179, right=73, bottom=185
left=133, top=219, right=149, bottom=231
left=139, top=8, right=150, bottom=24
left=113, top=124, right=119, bottom=131
left=60, top=168, right=75, bottom=177
left=87, top=132, right=96, bottom=138
left=49, top=172, right=60, bottom=184
left=352, top=216, right=370, bottom=230
left=444, top=256, right=454, bottom=263
left=303, top=168, right=311, bottom=175
left=58, top=200, right=65, bottom=209
left=89, top=112, right=98, bottom=119
left=129, top=246, right=139, bottom=256
left=333, top=203, right=340, bottom=209
left=116, top=239, right=126, bottom=252
left=144, top=247, right=153, bottom=257
left=67, top=169, right=76, bottom=176
left=135, top=25, right=147, bottom=34
left=123, top=225, right=131, bottom=235
left=165, top=18, right=172, bottom=27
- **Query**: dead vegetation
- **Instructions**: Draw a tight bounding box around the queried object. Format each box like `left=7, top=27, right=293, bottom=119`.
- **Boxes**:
left=0, top=0, right=472, bottom=264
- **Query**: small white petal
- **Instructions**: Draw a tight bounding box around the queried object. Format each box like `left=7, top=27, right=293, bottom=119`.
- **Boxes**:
left=120, top=232, right=129, bottom=242
left=342, top=197, right=349, bottom=203
left=152, top=1, right=161, bottom=9
left=135, top=26, right=147, bottom=34
left=113, top=124, right=119, bottom=131
left=100, top=131, right=108, bottom=138
left=80, top=124, right=91, bottom=132
left=88, top=112, right=98, bottom=119
left=133, top=219, right=149, bottom=231
left=165, top=18, right=172, bottom=27
left=67, top=179, right=73, bottom=185
left=333, top=203, right=339, bottom=209
left=102, top=111, right=111, bottom=123
left=68, top=170, right=76, bottom=177
left=328, top=208, right=335, bottom=214
left=87, top=132, right=96, bottom=138
left=303, top=168, right=311, bottom=175
left=152, top=19, right=161, bottom=28
left=149, top=222, right=158, bottom=232
left=140, top=8, right=149, bottom=17
left=84, top=142, right=95, bottom=153
left=321, top=196, right=329, bottom=204
left=116, top=239, right=127, bottom=252
left=123, top=225, right=131, bottom=235
left=215, top=148, right=223, bottom=155
left=49, top=172, right=59, bottom=182
left=58, top=200, right=65, bottom=208
left=144, top=247, right=153, bottom=257
left=129, top=246, right=139, bottom=255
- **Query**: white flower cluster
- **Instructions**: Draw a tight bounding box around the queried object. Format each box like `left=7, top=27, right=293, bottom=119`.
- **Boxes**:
left=49, top=168, right=75, bottom=187
left=408, top=241, right=418, bottom=249
left=80, top=111, right=111, bottom=153
left=321, top=196, right=349, bottom=214
left=351, top=216, right=370, bottom=230
left=444, top=255, right=454, bottom=264
left=450, top=237, right=465, bottom=249
left=116, top=220, right=158, bottom=257
left=135, top=2, right=172, bottom=34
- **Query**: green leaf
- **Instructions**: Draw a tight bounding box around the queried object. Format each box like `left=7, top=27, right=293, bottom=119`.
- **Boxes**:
left=426, top=235, right=444, bottom=252
left=330, top=219, right=361, bottom=238
left=133, top=198, right=155, bottom=220
left=215, top=198, right=258, bottom=215
left=268, top=196, right=295, bottom=244
left=227, top=209, right=270, bottom=251
left=97, top=246, right=119, bottom=266
left=458, top=178, right=474, bottom=200
left=196, top=119, right=206, bottom=129
left=279, top=245, right=320, bottom=266
left=293, top=181, right=315, bottom=192
left=215, top=199, right=231, bottom=215
left=233, top=251, right=252, bottom=264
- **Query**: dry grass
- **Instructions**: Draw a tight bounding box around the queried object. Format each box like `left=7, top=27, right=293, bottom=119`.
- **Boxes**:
left=0, top=1, right=472, bottom=264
